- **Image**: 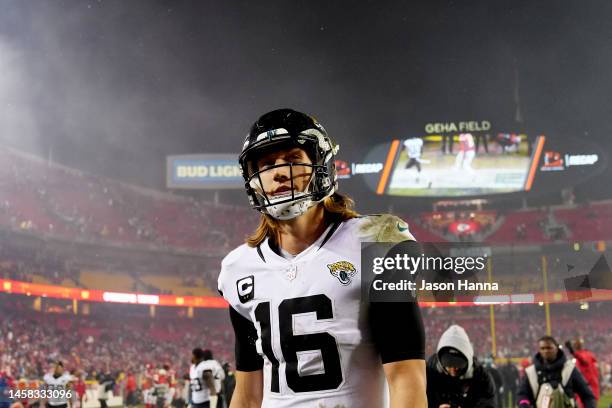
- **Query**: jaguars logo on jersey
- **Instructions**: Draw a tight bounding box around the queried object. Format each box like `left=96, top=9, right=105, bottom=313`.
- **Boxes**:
left=327, top=261, right=356, bottom=285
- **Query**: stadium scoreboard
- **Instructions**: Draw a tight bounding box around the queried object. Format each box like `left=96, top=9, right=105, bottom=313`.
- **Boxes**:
left=346, top=121, right=607, bottom=198
left=166, top=122, right=606, bottom=199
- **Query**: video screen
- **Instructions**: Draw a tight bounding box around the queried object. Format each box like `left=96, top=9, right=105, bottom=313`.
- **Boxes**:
left=386, top=133, right=540, bottom=197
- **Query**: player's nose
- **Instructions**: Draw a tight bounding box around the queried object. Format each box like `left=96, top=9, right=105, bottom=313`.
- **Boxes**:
left=272, top=160, right=292, bottom=177
left=273, top=170, right=290, bottom=182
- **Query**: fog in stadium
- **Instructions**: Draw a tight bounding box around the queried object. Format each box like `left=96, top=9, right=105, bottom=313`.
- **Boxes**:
left=0, top=1, right=611, bottom=408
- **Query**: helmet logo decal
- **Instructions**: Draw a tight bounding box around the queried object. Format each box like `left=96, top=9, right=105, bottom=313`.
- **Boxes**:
left=256, top=128, right=289, bottom=142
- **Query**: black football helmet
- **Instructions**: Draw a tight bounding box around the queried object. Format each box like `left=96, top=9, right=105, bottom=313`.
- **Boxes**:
left=239, top=108, right=339, bottom=219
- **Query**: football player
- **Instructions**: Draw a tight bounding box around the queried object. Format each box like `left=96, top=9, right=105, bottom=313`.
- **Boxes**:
left=218, top=109, right=426, bottom=407
left=200, top=350, right=225, bottom=408
left=43, top=361, right=73, bottom=408
left=190, top=348, right=217, bottom=408
left=403, top=136, right=424, bottom=183
left=454, top=133, right=476, bottom=174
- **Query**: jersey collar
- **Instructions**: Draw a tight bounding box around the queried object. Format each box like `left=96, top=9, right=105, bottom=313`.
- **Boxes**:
left=258, top=220, right=343, bottom=263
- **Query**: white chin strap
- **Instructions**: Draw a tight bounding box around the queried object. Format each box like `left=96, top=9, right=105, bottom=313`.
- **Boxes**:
left=264, top=192, right=317, bottom=220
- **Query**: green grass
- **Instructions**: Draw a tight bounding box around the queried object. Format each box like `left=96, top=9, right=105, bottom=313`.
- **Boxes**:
left=600, top=393, right=612, bottom=408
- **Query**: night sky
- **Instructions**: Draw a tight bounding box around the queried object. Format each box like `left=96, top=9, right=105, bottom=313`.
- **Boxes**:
left=1, top=0, right=611, bottom=208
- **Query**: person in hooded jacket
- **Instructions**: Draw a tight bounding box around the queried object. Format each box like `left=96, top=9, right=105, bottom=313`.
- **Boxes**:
left=426, top=325, right=497, bottom=408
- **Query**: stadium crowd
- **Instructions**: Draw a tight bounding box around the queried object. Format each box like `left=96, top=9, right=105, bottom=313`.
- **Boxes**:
left=0, top=147, right=257, bottom=254
left=4, top=146, right=612, bottom=255
left=0, top=295, right=610, bottom=407
left=0, top=298, right=233, bottom=381
left=406, top=200, right=612, bottom=244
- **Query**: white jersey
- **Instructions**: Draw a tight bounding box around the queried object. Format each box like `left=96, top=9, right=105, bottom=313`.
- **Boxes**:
left=403, top=138, right=423, bottom=158
left=43, top=373, right=73, bottom=406
left=209, top=359, right=225, bottom=395
left=189, top=360, right=215, bottom=404
left=143, top=388, right=155, bottom=405
left=218, top=215, right=417, bottom=408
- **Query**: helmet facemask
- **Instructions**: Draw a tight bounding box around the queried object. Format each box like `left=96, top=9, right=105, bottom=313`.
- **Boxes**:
left=244, top=142, right=331, bottom=220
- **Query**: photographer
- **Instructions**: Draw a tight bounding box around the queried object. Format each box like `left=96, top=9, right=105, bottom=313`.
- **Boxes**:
left=426, top=325, right=496, bottom=408
left=517, top=336, right=595, bottom=408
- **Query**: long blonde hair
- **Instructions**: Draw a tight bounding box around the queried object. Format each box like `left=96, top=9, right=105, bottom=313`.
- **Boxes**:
left=246, top=192, right=359, bottom=247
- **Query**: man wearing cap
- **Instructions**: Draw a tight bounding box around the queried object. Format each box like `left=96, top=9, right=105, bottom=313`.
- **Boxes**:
left=426, top=325, right=496, bottom=408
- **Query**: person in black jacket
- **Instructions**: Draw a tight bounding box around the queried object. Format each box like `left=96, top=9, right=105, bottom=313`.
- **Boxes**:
left=426, top=325, right=497, bottom=408
left=517, top=336, right=596, bottom=408
left=222, top=363, right=235, bottom=406
left=96, top=370, right=115, bottom=408
left=484, top=356, right=504, bottom=407
left=499, top=359, right=519, bottom=408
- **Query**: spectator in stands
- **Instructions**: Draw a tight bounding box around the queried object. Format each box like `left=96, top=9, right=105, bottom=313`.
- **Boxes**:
left=426, top=325, right=496, bottom=408
left=518, top=336, right=596, bottom=408
left=125, top=371, right=138, bottom=408
left=516, top=223, right=526, bottom=239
